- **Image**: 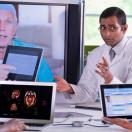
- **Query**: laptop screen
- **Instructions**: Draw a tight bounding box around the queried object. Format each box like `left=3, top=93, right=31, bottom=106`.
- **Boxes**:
left=0, top=81, right=56, bottom=124
left=100, top=84, right=132, bottom=119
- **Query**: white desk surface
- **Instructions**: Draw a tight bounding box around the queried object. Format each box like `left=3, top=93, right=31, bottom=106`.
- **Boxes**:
left=39, top=103, right=131, bottom=132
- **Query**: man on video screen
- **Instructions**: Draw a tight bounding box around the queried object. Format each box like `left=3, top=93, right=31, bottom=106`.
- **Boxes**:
left=0, top=4, right=54, bottom=82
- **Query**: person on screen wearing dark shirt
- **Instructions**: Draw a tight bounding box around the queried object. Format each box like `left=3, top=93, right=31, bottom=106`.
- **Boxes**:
left=0, top=4, right=54, bottom=82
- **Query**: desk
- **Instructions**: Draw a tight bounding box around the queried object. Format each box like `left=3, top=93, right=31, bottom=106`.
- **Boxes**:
left=40, top=103, right=131, bottom=132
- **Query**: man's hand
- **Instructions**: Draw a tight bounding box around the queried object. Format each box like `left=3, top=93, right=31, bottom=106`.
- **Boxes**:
left=54, top=76, right=74, bottom=94
left=0, top=64, right=16, bottom=80
left=103, top=117, right=132, bottom=130
left=95, top=57, right=113, bottom=84
left=1, top=119, right=28, bottom=132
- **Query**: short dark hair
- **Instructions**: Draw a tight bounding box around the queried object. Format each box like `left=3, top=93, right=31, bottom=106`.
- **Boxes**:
left=99, top=7, right=126, bottom=25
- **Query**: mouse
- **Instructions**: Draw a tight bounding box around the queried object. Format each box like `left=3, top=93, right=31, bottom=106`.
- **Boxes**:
left=72, top=121, right=84, bottom=127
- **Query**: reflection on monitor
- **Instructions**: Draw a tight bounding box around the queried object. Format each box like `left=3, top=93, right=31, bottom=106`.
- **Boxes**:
left=15, top=4, right=65, bottom=77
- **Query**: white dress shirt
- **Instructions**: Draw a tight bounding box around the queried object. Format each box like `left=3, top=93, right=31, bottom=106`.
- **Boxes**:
left=64, top=36, right=132, bottom=104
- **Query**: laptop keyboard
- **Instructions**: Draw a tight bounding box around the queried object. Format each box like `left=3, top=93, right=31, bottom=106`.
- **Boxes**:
left=26, top=123, right=44, bottom=127
left=24, top=123, right=48, bottom=131
left=24, top=126, right=42, bottom=131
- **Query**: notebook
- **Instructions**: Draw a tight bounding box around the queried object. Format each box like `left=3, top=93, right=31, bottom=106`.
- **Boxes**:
left=100, top=84, right=132, bottom=120
left=0, top=81, right=56, bottom=131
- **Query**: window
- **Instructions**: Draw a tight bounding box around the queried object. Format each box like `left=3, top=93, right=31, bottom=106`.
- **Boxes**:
left=84, top=0, right=132, bottom=46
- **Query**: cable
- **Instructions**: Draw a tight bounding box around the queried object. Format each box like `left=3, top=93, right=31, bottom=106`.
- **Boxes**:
left=54, top=118, right=112, bottom=127
left=84, top=123, right=110, bottom=127
left=54, top=114, right=73, bottom=124
left=53, top=123, right=111, bottom=127
left=85, top=117, right=112, bottom=127
left=53, top=113, right=112, bottom=127
left=54, top=112, right=93, bottom=124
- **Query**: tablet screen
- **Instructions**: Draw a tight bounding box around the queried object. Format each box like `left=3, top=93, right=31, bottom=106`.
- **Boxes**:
left=6, top=53, right=38, bottom=75
left=3, top=45, right=43, bottom=81
left=100, top=84, right=132, bottom=119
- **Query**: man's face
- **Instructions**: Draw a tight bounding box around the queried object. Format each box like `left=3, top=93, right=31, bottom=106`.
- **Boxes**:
left=0, top=10, right=17, bottom=48
left=99, top=16, right=127, bottom=47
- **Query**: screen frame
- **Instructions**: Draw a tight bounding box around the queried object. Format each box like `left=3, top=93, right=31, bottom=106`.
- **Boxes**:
left=100, top=84, right=132, bottom=119
left=3, top=45, right=43, bottom=81
left=0, top=0, right=84, bottom=84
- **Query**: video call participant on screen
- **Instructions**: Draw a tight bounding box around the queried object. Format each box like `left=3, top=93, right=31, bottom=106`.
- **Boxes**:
left=0, top=4, right=54, bottom=82
left=55, top=6, right=132, bottom=103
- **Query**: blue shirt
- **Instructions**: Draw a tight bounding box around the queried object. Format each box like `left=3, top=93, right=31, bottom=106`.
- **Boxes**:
left=13, top=39, right=54, bottom=82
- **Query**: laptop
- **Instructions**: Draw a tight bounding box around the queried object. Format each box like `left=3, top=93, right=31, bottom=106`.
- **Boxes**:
left=75, top=101, right=101, bottom=111
left=100, top=84, right=132, bottom=120
left=3, top=45, right=43, bottom=81
left=0, top=81, right=56, bottom=131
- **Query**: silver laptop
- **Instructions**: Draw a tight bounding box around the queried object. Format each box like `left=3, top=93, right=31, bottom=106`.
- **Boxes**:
left=0, top=81, right=56, bottom=131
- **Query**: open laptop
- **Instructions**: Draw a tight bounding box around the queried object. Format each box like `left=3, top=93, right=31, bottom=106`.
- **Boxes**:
left=0, top=81, right=56, bottom=131
left=100, top=84, right=132, bottom=120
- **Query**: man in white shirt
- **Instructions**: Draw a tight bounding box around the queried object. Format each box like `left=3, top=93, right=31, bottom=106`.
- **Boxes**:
left=55, top=7, right=132, bottom=103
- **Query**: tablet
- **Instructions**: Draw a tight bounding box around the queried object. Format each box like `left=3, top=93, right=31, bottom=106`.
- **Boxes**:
left=3, top=45, right=43, bottom=81
left=100, top=84, right=132, bottom=120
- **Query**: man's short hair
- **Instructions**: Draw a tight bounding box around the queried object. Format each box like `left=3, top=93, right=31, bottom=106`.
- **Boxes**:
left=99, top=7, right=126, bottom=25
left=0, top=4, right=17, bottom=22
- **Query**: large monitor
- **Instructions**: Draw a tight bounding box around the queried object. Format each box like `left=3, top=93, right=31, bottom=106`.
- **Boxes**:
left=0, top=0, right=84, bottom=84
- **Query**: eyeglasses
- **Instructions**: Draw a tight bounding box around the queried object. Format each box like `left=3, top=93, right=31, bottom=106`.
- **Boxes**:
left=98, top=25, right=121, bottom=32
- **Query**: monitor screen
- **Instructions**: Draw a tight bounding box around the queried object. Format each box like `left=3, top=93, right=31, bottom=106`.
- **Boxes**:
left=16, top=4, right=65, bottom=78
left=0, top=0, right=84, bottom=84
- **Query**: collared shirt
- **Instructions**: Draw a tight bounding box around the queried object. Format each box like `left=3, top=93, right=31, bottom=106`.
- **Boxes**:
left=64, top=36, right=132, bottom=104
left=111, top=36, right=128, bottom=56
